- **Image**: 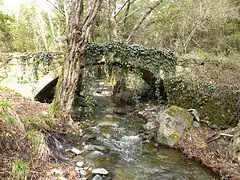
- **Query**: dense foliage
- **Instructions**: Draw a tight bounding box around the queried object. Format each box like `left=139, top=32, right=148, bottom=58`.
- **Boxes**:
left=0, top=0, right=239, bottom=55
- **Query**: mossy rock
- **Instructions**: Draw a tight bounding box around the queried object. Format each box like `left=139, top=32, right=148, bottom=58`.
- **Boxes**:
left=156, top=106, right=193, bottom=147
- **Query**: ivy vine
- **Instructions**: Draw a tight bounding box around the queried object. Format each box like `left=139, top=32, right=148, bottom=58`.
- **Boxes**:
left=84, top=41, right=177, bottom=77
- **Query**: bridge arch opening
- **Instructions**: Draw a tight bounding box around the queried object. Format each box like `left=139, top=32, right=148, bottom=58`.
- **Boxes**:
left=34, top=77, right=58, bottom=103
left=34, top=65, right=167, bottom=104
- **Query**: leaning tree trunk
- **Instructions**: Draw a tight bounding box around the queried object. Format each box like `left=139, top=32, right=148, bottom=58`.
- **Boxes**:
left=54, top=0, right=103, bottom=115
left=231, top=96, right=240, bottom=163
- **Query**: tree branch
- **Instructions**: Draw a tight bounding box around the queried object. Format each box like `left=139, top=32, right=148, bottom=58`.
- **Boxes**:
left=117, top=6, right=145, bottom=24
left=123, top=0, right=131, bottom=25
left=126, top=0, right=163, bottom=43
left=114, top=0, right=137, bottom=18
left=45, top=0, right=65, bottom=16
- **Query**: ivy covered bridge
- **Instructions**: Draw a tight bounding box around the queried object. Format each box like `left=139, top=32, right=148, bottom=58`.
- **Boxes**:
left=0, top=42, right=177, bottom=102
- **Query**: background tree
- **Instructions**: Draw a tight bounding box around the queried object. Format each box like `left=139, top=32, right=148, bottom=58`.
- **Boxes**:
left=11, top=5, right=43, bottom=52
left=0, top=11, right=14, bottom=51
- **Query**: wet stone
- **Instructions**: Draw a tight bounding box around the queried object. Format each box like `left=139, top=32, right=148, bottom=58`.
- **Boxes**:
left=83, top=133, right=96, bottom=140
left=71, top=147, right=82, bottom=155
left=92, top=174, right=103, bottom=180
left=86, top=151, right=104, bottom=158
left=84, top=145, right=106, bottom=151
left=75, top=167, right=80, bottom=172
left=51, top=169, right=64, bottom=175
left=79, top=170, right=88, bottom=176
left=92, top=168, right=109, bottom=175
left=76, top=161, right=84, bottom=167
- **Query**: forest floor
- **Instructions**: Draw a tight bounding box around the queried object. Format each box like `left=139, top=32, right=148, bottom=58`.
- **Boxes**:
left=0, top=87, right=240, bottom=179
left=0, top=87, right=77, bottom=179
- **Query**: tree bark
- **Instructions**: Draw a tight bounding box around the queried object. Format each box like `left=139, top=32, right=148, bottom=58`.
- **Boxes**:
left=55, top=0, right=102, bottom=115
left=108, top=0, right=119, bottom=40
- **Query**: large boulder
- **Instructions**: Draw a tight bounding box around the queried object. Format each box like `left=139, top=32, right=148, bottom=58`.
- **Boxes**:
left=156, top=106, right=193, bottom=147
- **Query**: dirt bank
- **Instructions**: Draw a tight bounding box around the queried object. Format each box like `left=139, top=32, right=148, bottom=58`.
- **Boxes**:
left=176, top=126, right=240, bottom=180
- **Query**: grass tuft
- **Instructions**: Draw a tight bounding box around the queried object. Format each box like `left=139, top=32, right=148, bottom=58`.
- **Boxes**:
left=12, top=160, right=29, bottom=180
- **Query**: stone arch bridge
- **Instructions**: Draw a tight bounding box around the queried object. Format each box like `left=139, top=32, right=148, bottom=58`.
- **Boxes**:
left=0, top=42, right=177, bottom=103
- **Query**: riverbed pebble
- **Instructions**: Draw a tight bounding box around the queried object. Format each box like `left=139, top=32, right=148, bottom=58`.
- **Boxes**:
left=76, top=161, right=84, bottom=167
left=86, top=151, right=104, bottom=158
left=75, top=167, right=80, bottom=172
left=92, top=174, right=103, bottom=180
left=71, top=147, right=82, bottom=155
left=84, top=144, right=106, bottom=151
left=79, top=170, right=88, bottom=176
left=92, top=168, right=109, bottom=175
left=51, top=168, right=64, bottom=175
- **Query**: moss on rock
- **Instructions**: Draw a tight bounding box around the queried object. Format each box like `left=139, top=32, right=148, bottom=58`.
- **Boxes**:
left=170, top=131, right=181, bottom=142
left=165, top=76, right=239, bottom=127
left=157, top=106, right=193, bottom=147
left=168, top=106, right=182, bottom=116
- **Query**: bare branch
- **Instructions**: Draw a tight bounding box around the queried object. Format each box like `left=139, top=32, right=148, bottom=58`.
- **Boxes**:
left=126, top=0, right=163, bottom=43
left=45, top=0, right=65, bottom=16
left=118, top=6, right=145, bottom=24
left=114, top=0, right=137, bottom=18
left=123, top=0, right=131, bottom=25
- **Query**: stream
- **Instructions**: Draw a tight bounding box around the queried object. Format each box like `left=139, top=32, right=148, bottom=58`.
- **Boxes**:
left=76, top=80, right=216, bottom=180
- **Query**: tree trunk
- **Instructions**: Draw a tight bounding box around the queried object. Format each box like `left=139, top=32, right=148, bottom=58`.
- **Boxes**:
left=54, top=0, right=103, bottom=115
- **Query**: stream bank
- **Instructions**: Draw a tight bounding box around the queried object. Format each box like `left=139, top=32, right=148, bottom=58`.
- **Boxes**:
left=66, top=80, right=217, bottom=180
left=1, top=79, right=238, bottom=179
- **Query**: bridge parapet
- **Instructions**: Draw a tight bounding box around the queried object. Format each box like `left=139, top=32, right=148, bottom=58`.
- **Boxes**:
left=0, top=52, right=63, bottom=99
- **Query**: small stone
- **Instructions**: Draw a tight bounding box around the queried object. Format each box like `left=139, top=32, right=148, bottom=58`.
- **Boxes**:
left=138, top=111, right=144, bottom=115
left=79, top=178, right=87, bottom=180
left=209, top=124, right=218, bottom=129
left=59, top=178, right=67, bottom=180
left=101, top=91, right=110, bottom=95
left=83, top=145, right=106, bottom=151
left=75, top=167, right=80, bottom=172
left=86, top=151, right=104, bottom=158
left=142, top=121, right=158, bottom=131
left=51, top=168, right=64, bottom=175
left=84, top=166, right=89, bottom=170
left=92, top=168, right=109, bottom=175
left=105, top=114, right=113, bottom=118
left=193, top=121, right=200, bottom=128
left=76, top=161, right=84, bottom=167
left=71, top=147, right=82, bottom=155
left=92, top=174, right=103, bottom=180
left=79, top=170, right=88, bottom=176
left=83, top=133, right=96, bottom=140
left=99, top=82, right=105, bottom=86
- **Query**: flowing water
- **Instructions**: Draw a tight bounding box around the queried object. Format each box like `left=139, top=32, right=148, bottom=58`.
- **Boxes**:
left=79, top=81, right=217, bottom=180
